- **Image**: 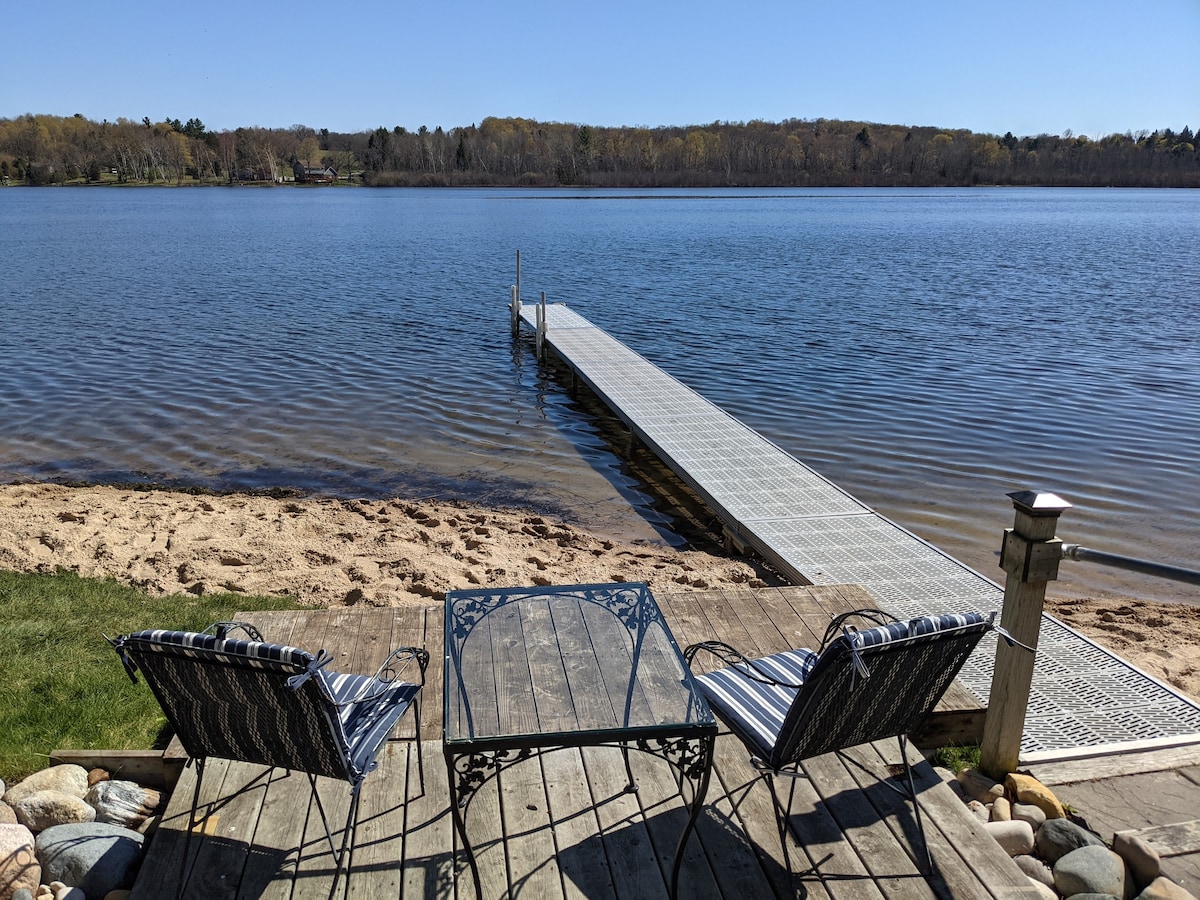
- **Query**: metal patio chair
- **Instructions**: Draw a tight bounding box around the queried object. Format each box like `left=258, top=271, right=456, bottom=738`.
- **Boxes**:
left=110, top=621, right=429, bottom=900
left=685, top=609, right=1007, bottom=877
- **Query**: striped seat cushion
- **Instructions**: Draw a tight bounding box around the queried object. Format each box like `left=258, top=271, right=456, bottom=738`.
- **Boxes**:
left=324, top=672, right=422, bottom=777
left=694, top=648, right=818, bottom=759
left=695, top=612, right=988, bottom=760
left=121, top=629, right=313, bottom=671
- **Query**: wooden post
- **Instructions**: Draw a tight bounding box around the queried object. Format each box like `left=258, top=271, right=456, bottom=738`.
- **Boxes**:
left=510, top=284, right=520, bottom=336
left=980, top=490, right=1071, bottom=778
left=536, top=291, right=546, bottom=360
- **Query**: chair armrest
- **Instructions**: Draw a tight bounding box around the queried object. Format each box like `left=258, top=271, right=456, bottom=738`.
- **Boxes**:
left=202, top=621, right=266, bottom=642
left=817, top=608, right=899, bottom=652
left=327, top=646, right=430, bottom=708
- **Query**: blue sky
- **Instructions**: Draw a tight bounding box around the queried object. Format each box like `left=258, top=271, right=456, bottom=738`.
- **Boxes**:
left=4, top=0, right=1197, bottom=138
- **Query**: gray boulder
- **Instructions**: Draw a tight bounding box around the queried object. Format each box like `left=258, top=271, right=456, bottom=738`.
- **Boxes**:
left=1037, top=817, right=1106, bottom=864
left=1053, top=845, right=1131, bottom=899
left=35, top=822, right=145, bottom=898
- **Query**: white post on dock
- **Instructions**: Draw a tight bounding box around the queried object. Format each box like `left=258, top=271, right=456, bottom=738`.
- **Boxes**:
left=511, top=250, right=522, bottom=337
left=536, top=291, right=547, bottom=360
left=980, top=490, right=1071, bottom=778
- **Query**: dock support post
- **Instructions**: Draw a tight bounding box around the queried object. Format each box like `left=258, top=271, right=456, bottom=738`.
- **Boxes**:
left=980, top=490, right=1071, bottom=778
left=511, top=250, right=522, bottom=337
left=536, top=291, right=547, bottom=360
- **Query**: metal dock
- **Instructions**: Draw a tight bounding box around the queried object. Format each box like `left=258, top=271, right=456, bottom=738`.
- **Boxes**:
left=519, top=301, right=1200, bottom=759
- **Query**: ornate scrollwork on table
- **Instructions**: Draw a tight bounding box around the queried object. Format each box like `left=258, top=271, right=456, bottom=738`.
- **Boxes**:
left=633, top=734, right=715, bottom=782
left=450, top=747, right=535, bottom=805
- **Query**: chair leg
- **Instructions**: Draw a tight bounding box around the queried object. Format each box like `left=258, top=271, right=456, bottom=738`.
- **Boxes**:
left=414, top=695, right=425, bottom=795
left=763, top=772, right=794, bottom=877
left=897, top=734, right=934, bottom=873
left=177, top=757, right=206, bottom=900
left=327, top=783, right=362, bottom=900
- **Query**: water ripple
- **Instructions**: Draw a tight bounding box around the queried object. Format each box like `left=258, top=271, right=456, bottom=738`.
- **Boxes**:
left=2, top=187, right=1197, bottom=600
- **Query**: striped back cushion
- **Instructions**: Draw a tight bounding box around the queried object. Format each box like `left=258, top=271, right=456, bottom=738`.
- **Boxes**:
left=770, top=612, right=989, bottom=768
left=119, top=630, right=353, bottom=780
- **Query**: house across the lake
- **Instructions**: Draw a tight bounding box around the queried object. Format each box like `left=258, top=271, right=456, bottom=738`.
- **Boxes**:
left=292, top=162, right=337, bottom=184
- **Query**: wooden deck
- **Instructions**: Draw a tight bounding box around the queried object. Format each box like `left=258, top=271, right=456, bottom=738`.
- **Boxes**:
left=129, top=586, right=1038, bottom=899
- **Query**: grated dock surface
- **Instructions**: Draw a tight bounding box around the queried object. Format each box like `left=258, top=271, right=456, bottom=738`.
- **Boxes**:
left=521, top=302, right=1200, bottom=757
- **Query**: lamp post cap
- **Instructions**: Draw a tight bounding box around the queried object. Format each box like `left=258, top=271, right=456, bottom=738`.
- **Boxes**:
left=1007, top=490, right=1072, bottom=514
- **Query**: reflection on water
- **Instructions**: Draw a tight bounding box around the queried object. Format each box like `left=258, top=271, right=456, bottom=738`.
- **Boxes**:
left=2, top=187, right=1197, bottom=602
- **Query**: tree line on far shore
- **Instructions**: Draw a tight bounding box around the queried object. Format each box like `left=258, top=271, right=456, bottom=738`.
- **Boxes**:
left=2, top=112, right=1197, bottom=188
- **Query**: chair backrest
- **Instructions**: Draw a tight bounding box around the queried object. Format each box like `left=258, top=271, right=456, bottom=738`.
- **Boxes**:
left=114, top=629, right=354, bottom=782
left=770, top=613, right=989, bottom=769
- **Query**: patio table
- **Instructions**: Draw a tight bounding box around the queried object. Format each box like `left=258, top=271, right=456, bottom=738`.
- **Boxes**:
left=443, top=582, right=717, bottom=899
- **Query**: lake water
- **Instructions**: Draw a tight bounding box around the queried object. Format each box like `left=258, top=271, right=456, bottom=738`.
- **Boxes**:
left=2, top=186, right=1197, bottom=603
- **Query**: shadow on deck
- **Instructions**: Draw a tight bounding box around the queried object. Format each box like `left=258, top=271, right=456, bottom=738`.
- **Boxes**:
left=129, top=585, right=1034, bottom=899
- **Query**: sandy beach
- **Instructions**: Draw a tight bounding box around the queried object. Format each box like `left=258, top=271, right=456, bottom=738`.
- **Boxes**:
left=1, top=482, right=1196, bottom=703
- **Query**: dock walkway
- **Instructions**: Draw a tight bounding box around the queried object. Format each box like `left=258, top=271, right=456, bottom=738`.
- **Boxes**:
left=519, top=302, right=1200, bottom=759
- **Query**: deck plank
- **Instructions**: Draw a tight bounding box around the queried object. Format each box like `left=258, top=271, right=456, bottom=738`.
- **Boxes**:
left=401, top=740, right=455, bottom=900
left=131, top=593, right=1025, bottom=899
left=541, top=748, right=616, bottom=900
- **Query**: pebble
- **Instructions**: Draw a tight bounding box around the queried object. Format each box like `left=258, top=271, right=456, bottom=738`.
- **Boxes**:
left=1014, top=853, right=1055, bottom=887
left=991, top=796, right=1012, bottom=822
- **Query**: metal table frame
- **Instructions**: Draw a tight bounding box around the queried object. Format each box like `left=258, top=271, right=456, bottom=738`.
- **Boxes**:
left=443, top=582, right=717, bottom=899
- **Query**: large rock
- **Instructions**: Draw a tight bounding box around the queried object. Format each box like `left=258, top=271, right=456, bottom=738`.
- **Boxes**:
left=85, top=780, right=161, bottom=830
left=4, top=766, right=89, bottom=805
left=985, top=819, right=1035, bottom=857
left=1006, top=772, right=1066, bottom=819
left=1036, top=816, right=1106, bottom=864
left=0, top=799, right=18, bottom=825
left=35, top=822, right=144, bottom=899
left=1013, top=801, right=1048, bottom=831
left=0, top=823, right=41, bottom=897
left=1053, top=845, right=1132, bottom=898
left=1135, top=876, right=1199, bottom=900
left=1014, top=853, right=1055, bottom=887
left=11, top=791, right=96, bottom=831
left=1113, top=832, right=1161, bottom=889
left=958, top=767, right=1005, bottom=803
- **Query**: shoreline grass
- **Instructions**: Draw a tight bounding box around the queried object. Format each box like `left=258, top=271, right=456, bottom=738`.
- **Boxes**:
left=0, top=569, right=301, bottom=783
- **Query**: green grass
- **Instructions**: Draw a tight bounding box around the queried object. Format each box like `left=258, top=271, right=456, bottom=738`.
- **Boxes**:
left=930, top=742, right=982, bottom=774
left=0, top=569, right=301, bottom=783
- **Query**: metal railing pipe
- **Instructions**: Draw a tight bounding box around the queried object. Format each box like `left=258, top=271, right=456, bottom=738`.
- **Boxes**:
left=1060, top=544, right=1200, bottom=587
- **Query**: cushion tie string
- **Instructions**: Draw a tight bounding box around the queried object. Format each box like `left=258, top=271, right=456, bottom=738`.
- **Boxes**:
left=286, top=649, right=333, bottom=690
left=106, top=635, right=140, bottom=683
left=843, top=626, right=872, bottom=687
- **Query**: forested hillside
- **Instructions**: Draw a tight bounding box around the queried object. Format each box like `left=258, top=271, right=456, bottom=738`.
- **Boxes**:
left=2, top=113, right=1197, bottom=187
